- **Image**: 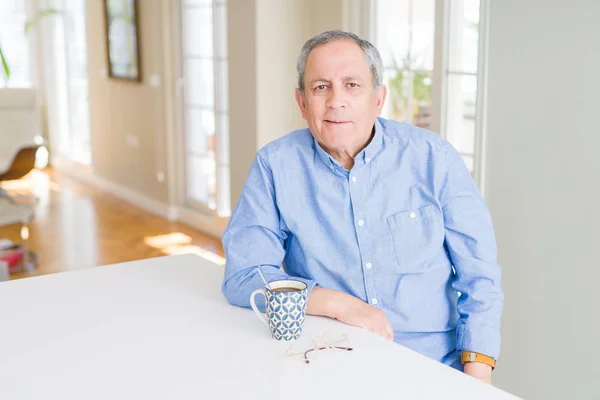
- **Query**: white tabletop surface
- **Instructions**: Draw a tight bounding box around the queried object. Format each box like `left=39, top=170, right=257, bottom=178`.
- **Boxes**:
left=0, top=254, right=520, bottom=399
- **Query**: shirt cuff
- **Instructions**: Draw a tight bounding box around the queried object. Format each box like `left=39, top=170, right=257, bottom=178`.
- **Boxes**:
left=294, top=277, right=318, bottom=298
left=456, top=323, right=501, bottom=360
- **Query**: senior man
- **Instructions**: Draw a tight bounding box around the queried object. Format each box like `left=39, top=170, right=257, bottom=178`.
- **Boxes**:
left=222, top=30, right=503, bottom=384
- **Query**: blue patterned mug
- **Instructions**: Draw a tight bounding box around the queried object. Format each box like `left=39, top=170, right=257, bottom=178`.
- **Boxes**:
left=250, top=279, right=308, bottom=341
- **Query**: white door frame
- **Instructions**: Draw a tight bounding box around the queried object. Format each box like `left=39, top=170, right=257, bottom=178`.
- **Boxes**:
left=165, top=0, right=229, bottom=238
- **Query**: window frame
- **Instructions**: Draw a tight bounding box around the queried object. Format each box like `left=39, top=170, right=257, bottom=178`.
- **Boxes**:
left=349, top=0, right=490, bottom=190
left=173, top=0, right=231, bottom=219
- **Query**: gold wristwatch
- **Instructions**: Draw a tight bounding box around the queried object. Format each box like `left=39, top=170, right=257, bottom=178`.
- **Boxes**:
left=461, top=351, right=496, bottom=370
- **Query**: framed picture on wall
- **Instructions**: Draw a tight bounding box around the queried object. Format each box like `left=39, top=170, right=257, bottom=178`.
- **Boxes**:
left=104, top=0, right=141, bottom=82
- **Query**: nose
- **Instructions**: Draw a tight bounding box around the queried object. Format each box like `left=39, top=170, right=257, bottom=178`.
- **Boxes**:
left=325, top=86, right=347, bottom=110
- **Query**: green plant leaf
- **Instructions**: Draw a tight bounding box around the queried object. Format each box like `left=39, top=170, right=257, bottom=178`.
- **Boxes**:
left=24, top=8, right=62, bottom=34
left=0, top=47, right=9, bottom=80
left=413, top=70, right=432, bottom=103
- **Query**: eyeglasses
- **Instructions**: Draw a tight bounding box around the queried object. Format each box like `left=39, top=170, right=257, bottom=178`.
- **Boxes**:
left=285, top=331, right=353, bottom=364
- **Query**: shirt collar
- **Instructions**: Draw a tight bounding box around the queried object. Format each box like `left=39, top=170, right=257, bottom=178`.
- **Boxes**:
left=361, top=117, right=384, bottom=164
left=313, top=117, right=384, bottom=170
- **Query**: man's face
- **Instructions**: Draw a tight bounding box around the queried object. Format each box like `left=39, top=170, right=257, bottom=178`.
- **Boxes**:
left=295, top=39, right=386, bottom=154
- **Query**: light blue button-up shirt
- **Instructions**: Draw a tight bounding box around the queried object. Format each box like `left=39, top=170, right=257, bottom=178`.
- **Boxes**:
left=222, top=117, right=503, bottom=369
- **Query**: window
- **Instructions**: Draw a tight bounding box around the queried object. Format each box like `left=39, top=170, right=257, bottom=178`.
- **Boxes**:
left=60, top=0, right=90, bottom=165
left=0, top=0, right=32, bottom=87
left=45, top=0, right=90, bottom=165
left=375, top=0, right=435, bottom=130
left=0, top=0, right=91, bottom=164
left=373, top=0, right=488, bottom=180
left=179, top=0, right=230, bottom=217
left=444, top=0, right=481, bottom=174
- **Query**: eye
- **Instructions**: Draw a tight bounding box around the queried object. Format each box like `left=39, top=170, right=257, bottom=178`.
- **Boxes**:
left=314, top=85, right=328, bottom=91
left=347, top=83, right=359, bottom=88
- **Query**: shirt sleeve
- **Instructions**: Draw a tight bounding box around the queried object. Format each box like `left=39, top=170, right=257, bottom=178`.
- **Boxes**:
left=221, top=152, right=317, bottom=312
left=440, top=142, right=504, bottom=360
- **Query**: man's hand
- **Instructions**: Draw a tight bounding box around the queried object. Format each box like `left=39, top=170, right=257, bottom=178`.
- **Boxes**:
left=307, top=287, right=394, bottom=341
left=464, top=362, right=493, bottom=384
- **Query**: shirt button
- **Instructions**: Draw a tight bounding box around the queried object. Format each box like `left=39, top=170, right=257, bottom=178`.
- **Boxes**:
left=409, top=212, right=417, bottom=219
left=365, top=262, right=372, bottom=269
left=351, top=176, right=357, bottom=182
left=371, top=298, right=378, bottom=305
left=365, top=157, right=371, bottom=164
left=357, top=219, right=364, bottom=227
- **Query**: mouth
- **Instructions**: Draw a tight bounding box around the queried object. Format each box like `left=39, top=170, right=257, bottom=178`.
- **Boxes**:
left=324, top=120, right=351, bottom=125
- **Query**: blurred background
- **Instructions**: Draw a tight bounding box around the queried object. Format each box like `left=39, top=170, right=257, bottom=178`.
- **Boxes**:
left=0, top=0, right=598, bottom=398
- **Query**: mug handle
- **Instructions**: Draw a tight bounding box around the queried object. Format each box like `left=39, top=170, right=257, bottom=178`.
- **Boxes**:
left=250, top=288, right=268, bottom=326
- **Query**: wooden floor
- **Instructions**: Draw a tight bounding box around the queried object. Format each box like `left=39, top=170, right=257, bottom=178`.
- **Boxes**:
left=1, top=168, right=225, bottom=280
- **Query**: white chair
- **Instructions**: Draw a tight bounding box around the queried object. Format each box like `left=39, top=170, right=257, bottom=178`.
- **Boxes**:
left=0, top=88, right=40, bottom=201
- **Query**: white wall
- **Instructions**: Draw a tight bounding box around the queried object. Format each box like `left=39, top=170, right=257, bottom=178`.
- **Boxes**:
left=86, top=0, right=171, bottom=203
left=228, top=0, right=349, bottom=209
left=227, top=0, right=311, bottom=210
left=484, top=1, right=600, bottom=398
left=256, top=0, right=311, bottom=150
left=227, top=0, right=260, bottom=212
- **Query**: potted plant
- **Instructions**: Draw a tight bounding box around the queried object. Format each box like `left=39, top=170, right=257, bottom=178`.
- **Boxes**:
left=387, top=59, right=432, bottom=128
left=0, top=47, right=8, bottom=86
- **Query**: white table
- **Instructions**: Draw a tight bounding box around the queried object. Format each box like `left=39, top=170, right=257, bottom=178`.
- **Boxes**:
left=0, top=254, right=520, bottom=399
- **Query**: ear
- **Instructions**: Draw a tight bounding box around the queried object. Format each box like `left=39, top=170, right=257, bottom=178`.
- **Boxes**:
left=295, top=89, right=308, bottom=120
left=375, top=84, right=387, bottom=116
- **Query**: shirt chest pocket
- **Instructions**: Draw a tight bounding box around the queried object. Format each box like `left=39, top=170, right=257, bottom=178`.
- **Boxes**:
left=386, top=204, right=445, bottom=270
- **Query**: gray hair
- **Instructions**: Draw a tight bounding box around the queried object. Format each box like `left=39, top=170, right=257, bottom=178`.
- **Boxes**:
left=296, top=30, right=384, bottom=94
